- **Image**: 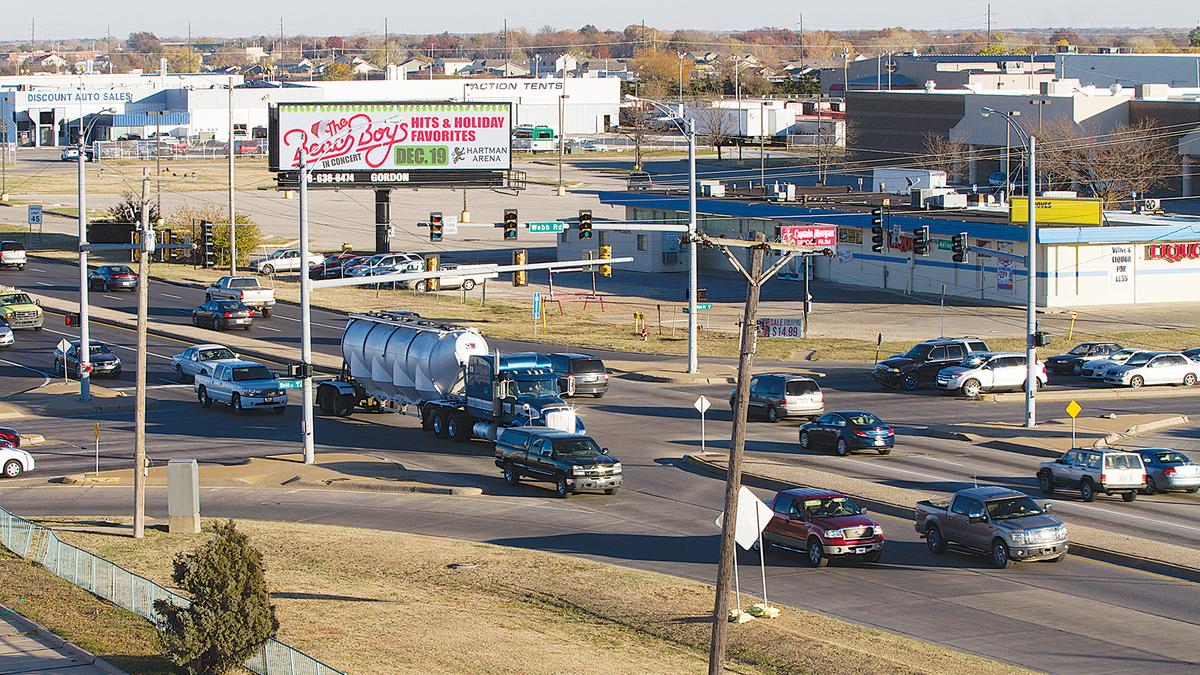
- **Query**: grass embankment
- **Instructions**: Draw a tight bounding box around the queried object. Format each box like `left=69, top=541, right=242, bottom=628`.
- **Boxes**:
left=43, top=517, right=1028, bottom=675
left=0, top=158, right=276, bottom=197
left=0, top=547, right=173, bottom=673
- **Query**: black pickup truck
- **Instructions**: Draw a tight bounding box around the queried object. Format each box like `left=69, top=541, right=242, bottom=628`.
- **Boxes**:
left=494, top=427, right=622, bottom=498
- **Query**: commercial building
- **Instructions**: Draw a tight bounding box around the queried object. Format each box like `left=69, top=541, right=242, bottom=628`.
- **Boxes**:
left=1057, top=53, right=1200, bottom=88
left=562, top=191, right=1200, bottom=308
left=822, top=53, right=1056, bottom=95
left=0, top=74, right=620, bottom=146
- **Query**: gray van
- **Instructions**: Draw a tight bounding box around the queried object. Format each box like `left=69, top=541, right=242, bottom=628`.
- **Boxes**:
left=731, top=373, right=824, bottom=423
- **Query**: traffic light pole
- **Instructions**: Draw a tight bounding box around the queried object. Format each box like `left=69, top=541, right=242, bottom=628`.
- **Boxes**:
left=299, top=158, right=315, bottom=464
left=76, top=135, right=91, bottom=402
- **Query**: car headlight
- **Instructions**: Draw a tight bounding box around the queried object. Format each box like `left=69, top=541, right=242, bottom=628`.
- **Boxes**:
left=886, top=367, right=899, bottom=373
left=610, top=463, right=622, bottom=473
left=1056, top=525, right=1067, bottom=540
left=825, top=528, right=845, bottom=539
left=872, top=525, right=882, bottom=537
left=1009, top=531, right=1027, bottom=544
left=572, top=466, right=587, bottom=475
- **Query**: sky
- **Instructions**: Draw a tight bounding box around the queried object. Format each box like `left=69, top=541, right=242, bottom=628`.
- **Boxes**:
left=4, top=1, right=1195, bottom=42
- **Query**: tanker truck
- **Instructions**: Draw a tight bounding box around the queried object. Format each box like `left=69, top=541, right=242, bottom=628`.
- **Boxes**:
left=315, top=311, right=584, bottom=442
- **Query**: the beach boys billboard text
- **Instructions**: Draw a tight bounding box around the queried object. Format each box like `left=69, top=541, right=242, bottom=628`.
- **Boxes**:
left=271, top=102, right=511, bottom=174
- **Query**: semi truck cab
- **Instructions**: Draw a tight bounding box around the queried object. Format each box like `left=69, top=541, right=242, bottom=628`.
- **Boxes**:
left=465, top=353, right=582, bottom=433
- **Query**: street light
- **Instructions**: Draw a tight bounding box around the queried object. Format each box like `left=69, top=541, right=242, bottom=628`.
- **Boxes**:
left=76, top=107, right=115, bottom=402
left=556, top=89, right=569, bottom=197
left=626, top=94, right=699, bottom=373
left=981, top=106, right=1038, bottom=428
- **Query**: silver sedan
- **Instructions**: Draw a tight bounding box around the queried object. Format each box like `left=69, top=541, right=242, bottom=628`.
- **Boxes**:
left=171, top=344, right=238, bottom=382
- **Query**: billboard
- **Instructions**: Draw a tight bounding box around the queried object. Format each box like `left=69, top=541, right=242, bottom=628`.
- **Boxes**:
left=270, top=102, right=512, bottom=174
left=780, top=224, right=837, bottom=247
left=1009, top=197, right=1102, bottom=226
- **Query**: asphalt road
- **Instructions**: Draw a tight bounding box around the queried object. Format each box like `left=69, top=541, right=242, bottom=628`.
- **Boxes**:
left=3, top=256, right=1200, bottom=672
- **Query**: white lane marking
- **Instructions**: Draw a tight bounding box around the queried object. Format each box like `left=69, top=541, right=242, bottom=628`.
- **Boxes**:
left=161, top=293, right=182, bottom=299
left=920, top=456, right=968, bottom=467
left=106, top=343, right=172, bottom=360
left=30, top=268, right=47, bottom=273
left=0, top=358, right=51, bottom=390
left=257, top=326, right=282, bottom=332
left=103, top=295, right=119, bottom=300
left=276, top=315, right=341, bottom=330
left=35, top=282, right=52, bottom=286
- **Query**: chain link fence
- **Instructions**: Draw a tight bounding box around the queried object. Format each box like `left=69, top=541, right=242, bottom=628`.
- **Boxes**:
left=0, top=506, right=342, bottom=675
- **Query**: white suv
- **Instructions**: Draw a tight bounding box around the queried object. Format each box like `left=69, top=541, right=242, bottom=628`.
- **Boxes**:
left=936, top=352, right=1047, bottom=398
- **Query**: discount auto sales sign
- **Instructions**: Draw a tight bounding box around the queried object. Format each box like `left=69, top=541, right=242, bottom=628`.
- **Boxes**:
left=275, top=102, right=512, bottom=172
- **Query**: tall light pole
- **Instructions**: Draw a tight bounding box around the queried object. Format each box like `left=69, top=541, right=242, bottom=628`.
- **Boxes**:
left=76, top=108, right=114, bottom=403
left=556, top=85, right=569, bottom=197
left=982, top=107, right=1038, bottom=427
left=298, top=153, right=315, bottom=463
left=228, top=78, right=236, bottom=275
left=627, top=95, right=699, bottom=373
left=678, top=52, right=686, bottom=103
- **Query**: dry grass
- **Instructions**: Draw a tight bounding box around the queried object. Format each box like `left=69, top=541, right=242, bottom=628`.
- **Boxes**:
left=1, top=159, right=277, bottom=197
left=43, top=517, right=1030, bottom=675
left=0, top=547, right=172, bottom=673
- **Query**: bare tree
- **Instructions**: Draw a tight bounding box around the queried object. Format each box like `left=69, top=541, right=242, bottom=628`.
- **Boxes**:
left=917, top=133, right=971, bottom=182
left=620, top=102, right=659, bottom=170
left=693, top=102, right=736, bottom=160
left=1032, top=118, right=1176, bottom=206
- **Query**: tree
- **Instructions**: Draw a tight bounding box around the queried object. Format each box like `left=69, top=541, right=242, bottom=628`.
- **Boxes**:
left=166, top=204, right=261, bottom=267
left=1050, top=28, right=1082, bottom=46
left=127, top=31, right=162, bottom=55
left=164, top=47, right=201, bottom=74
left=629, top=48, right=692, bottom=88
left=1032, top=118, right=1176, bottom=206
left=154, top=521, right=278, bottom=674
left=103, top=190, right=160, bottom=225
left=694, top=102, right=737, bottom=160
left=322, top=62, right=354, bottom=80
left=620, top=103, right=659, bottom=170
left=1190, top=26, right=1200, bottom=47
left=917, top=133, right=971, bottom=182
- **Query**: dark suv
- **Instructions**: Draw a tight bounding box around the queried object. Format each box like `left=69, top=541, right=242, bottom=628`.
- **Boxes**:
left=547, top=353, right=609, bottom=398
left=872, top=337, right=990, bottom=391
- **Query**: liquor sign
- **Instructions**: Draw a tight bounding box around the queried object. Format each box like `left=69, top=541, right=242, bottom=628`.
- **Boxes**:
left=780, top=224, right=837, bottom=248
left=271, top=101, right=512, bottom=175
left=756, top=318, right=804, bottom=338
left=1144, top=242, right=1200, bottom=263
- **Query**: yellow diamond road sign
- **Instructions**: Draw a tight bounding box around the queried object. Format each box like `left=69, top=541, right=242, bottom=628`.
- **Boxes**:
left=1066, top=401, right=1081, bottom=419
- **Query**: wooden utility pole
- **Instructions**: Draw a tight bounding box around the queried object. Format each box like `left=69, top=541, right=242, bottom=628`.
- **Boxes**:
left=133, top=169, right=150, bottom=539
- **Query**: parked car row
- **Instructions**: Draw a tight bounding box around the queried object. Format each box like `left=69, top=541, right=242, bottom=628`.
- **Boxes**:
left=1049, top=342, right=1200, bottom=389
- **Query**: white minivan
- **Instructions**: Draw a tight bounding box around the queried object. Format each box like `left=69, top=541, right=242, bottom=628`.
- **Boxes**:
left=0, top=241, right=26, bottom=270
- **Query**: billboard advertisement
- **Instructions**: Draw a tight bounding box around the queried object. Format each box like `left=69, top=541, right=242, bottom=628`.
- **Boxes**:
left=1009, top=197, right=1102, bottom=226
left=756, top=318, right=804, bottom=338
left=271, top=102, right=512, bottom=173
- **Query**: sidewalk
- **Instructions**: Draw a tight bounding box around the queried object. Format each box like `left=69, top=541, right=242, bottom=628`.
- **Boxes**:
left=0, top=605, right=124, bottom=674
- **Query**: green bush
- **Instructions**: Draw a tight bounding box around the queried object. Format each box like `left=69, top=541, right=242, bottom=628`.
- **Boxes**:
left=165, top=204, right=260, bottom=267
left=154, top=521, right=278, bottom=674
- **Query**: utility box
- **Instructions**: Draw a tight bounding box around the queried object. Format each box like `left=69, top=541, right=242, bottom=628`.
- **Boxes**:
left=167, top=458, right=200, bottom=534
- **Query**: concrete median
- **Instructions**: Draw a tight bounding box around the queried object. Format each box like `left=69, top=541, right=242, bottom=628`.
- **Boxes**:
left=685, top=451, right=1200, bottom=582
left=914, top=413, right=1191, bottom=458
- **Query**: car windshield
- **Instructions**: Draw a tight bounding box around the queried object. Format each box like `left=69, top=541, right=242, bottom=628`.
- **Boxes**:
left=215, top=301, right=245, bottom=311
left=1125, top=353, right=1154, bottom=366
left=198, top=348, right=234, bottom=360
left=0, top=242, right=24, bottom=251
left=986, top=496, right=1044, bottom=520
left=959, top=354, right=990, bottom=368
left=900, top=345, right=929, bottom=359
left=232, top=366, right=274, bottom=382
left=0, top=293, right=33, bottom=305
left=1105, top=454, right=1142, bottom=470
left=228, top=278, right=258, bottom=289
left=88, top=344, right=111, bottom=355
left=1151, top=451, right=1190, bottom=464
left=786, top=379, right=819, bottom=395
left=511, top=379, right=555, bottom=397
left=572, top=359, right=606, bottom=374
left=845, top=413, right=884, bottom=426
left=553, top=437, right=604, bottom=457
left=801, top=497, right=861, bottom=518
left=1111, top=349, right=1137, bottom=359
left=1068, top=345, right=1091, bottom=355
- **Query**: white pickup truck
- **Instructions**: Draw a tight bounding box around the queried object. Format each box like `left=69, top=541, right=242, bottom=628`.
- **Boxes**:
left=194, top=360, right=287, bottom=414
left=205, top=276, right=276, bottom=317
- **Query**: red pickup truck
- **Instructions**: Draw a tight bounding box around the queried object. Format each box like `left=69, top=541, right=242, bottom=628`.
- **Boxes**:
left=757, top=488, right=884, bottom=567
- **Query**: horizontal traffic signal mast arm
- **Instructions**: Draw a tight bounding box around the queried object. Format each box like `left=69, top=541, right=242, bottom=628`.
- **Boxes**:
left=312, top=257, right=636, bottom=290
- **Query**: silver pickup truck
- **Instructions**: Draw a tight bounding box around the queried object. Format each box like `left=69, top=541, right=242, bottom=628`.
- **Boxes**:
left=914, top=486, right=1067, bottom=568
left=194, top=360, right=287, bottom=415
left=205, top=276, right=276, bottom=317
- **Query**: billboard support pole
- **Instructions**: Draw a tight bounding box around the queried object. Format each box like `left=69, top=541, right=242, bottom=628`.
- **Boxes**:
left=299, top=156, right=315, bottom=464
left=375, top=189, right=391, bottom=254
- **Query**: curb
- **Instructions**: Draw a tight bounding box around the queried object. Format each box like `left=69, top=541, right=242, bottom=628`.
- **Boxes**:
left=56, top=473, right=485, bottom=497
left=618, top=372, right=735, bottom=384
left=915, top=414, right=1190, bottom=458
left=682, top=452, right=1200, bottom=584
left=0, top=603, right=127, bottom=674
left=986, top=387, right=1200, bottom=403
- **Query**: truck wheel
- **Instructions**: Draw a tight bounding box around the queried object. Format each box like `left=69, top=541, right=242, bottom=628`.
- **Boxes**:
left=261, top=306, right=272, bottom=318
left=863, top=550, right=882, bottom=563
left=901, top=374, right=920, bottom=391
left=960, top=379, right=982, bottom=399
left=1050, top=552, right=1068, bottom=563
left=3, top=460, right=22, bottom=478
left=554, top=474, right=570, bottom=498
left=231, top=393, right=244, bottom=415
left=430, top=410, right=447, bottom=437
left=1038, top=471, right=1055, bottom=495
left=1121, top=491, right=1137, bottom=502
left=926, top=525, right=947, bottom=554
left=503, top=462, right=519, bottom=486
left=336, top=394, right=355, bottom=417
left=1080, top=480, right=1096, bottom=502
left=318, top=388, right=336, bottom=416
left=806, top=537, right=828, bottom=568
left=603, top=488, right=619, bottom=495
left=446, top=414, right=468, bottom=442
left=198, top=386, right=212, bottom=408
left=991, top=539, right=1013, bottom=569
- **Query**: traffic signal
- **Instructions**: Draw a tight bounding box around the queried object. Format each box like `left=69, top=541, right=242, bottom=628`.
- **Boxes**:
left=870, top=209, right=884, bottom=253
left=512, top=249, right=528, bottom=286
left=951, top=232, right=967, bottom=263
left=504, top=209, right=519, bottom=240
left=65, top=312, right=80, bottom=327
left=200, top=220, right=215, bottom=268
left=578, top=209, right=593, bottom=240
left=913, top=225, right=930, bottom=256
left=424, top=255, right=440, bottom=292
left=429, top=212, right=443, bottom=242
left=598, top=244, right=612, bottom=277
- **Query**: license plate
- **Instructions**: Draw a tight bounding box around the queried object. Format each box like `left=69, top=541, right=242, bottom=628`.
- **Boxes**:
left=264, top=397, right=274, bottom=403
left=854, top=547, right=869, bottom=554
left=874, top=439, right=885, bottom=446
